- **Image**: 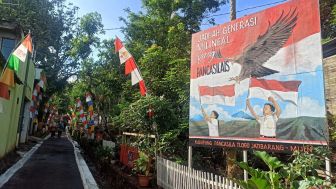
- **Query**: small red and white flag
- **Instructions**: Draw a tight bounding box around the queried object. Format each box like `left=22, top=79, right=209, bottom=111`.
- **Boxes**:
left=114, top=37, right=123, bottom=53
left=118, top=47, right=132, bottom=64
left=248, top=78, right=301, bottom=105
left=125, top=58, right=136, bottom=75
left=199, top=84, right=235, bottom=106
left=131, top=68, right=142, bottom=85
left=114, top=37, right=132, bottom=64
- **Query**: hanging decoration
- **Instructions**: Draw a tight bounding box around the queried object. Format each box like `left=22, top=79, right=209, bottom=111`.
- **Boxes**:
left=114, top=36, right=147, bottom=96
left=30, top=71, right=47, bottom=119
left=76, top=98, right=88, bottom=128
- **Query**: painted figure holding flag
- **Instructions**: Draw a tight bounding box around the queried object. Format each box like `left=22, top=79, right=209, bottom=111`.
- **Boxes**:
left=201, top=107, right=219, bottom=137
left=246, top=96, right=281, bottom=138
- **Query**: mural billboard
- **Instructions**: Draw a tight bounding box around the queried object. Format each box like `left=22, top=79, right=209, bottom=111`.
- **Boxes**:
left=189, top=0, right=328, bottom=152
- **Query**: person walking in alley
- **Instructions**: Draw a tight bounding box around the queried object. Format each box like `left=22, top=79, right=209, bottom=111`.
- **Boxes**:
left=50, top=121, right=57, bottom=138
left=57, top=121, right=64, bottom=138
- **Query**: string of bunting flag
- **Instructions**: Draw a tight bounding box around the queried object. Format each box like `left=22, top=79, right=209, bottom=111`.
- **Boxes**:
left=30, top=72, right=47, bottom=118
left=86, top=92, right=95, bottom=128
left=68, top=92, right=96, bottom=134
left=76, top=98, right=88, bottom=128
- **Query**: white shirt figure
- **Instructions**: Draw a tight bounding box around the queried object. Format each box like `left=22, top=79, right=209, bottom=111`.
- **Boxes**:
left=201, top=107, right=220, bottom=137
left=207, top=118, right=219, bottom=137
left=246, top=96, right=281, bottom=138
left=257, top=114, right=278, bottom=137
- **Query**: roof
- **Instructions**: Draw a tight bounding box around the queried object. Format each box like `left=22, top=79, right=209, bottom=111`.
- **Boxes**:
left=0, top=20, right=24, bottom=37
left=323, top=38, right=336, bottom=58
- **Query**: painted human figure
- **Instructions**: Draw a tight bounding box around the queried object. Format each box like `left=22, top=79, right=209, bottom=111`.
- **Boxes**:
left=201, top=106, right=219, bottom=137
left=246, top=96, right=281, bottom=138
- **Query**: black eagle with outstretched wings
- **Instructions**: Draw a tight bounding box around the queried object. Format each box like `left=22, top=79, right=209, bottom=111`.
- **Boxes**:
left=231, top=9, right=298, bottom=82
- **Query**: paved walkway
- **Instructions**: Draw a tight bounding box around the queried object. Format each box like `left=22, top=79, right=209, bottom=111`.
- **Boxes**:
left=1, top=136, right=84, bottom=189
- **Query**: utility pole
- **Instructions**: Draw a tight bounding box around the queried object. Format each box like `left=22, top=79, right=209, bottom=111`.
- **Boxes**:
left=230, top=0, right=236, bottom=20
left=226, top=0, right=240, bottom=180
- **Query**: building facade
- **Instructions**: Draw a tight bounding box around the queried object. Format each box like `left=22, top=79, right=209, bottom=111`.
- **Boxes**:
left=0, top=21, right=35, bottom=158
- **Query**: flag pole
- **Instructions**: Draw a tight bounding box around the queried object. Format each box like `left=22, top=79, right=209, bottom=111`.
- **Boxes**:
left=18, top=31, right=33, bottom=145
left=245, top=78, right=252, bottom=111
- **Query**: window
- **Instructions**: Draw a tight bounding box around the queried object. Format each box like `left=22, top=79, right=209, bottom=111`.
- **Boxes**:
left=1, top=38, right=16, bottom=60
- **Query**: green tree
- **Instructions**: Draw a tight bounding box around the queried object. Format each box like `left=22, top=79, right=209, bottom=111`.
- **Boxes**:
left=116, top=0, right=227, bottom=160
left=0, top=0, right=79, bottom=96
left=320, top=0, right=336, bottom=40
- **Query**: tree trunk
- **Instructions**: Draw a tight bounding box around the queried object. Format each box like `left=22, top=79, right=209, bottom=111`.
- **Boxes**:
left=225, top=149, right=242, bottom=178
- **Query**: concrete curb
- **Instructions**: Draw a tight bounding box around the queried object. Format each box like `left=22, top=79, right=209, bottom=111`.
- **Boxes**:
left=67, top=135, right=99, bottom=189
left=0, top=135, right=50, bottom=187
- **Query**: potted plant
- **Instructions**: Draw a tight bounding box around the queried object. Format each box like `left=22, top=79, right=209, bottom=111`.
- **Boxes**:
left=134, top=151, right=152, bottom=187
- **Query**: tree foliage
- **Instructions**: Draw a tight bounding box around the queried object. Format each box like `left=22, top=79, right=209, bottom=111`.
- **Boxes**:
left=320, top=0, right=336, bottom=40
left=112, top=0, right=227, bottom=160
left=237, top=149, right=333, bottom=189
left=0, top=0, right=80, bottom=95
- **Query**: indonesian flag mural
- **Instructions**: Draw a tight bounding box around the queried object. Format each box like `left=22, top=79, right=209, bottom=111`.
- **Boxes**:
left=114, top=37, right=147, bottom=96
left=189, top=0, right=328, bottom=150
left=199, top=85, right=235, bottom=106
left=248, top=78, right=301, bottom=105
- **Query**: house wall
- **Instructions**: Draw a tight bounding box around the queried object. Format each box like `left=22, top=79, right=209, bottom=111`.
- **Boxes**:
left=0, top=22, right=34, bottom=158
left=324, top=54, right=336, bottom=115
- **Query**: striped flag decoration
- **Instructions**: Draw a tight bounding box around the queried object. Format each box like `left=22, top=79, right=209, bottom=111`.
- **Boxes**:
left=76, top=98, right=88, bottom=127
left=86, top=92, right=94, bottom=119
left=114, top=37, right=147, bottom=96
left=30, top=71, right=47, bottom=118
left=248, top=78, right=301, bottom=105
left=199, top=84, right=236, bottom=106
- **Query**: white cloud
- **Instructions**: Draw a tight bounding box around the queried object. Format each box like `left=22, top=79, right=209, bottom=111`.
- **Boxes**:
left=190, top=104, right=202, bottom=118
left=281, top=97, right=325, bottom=118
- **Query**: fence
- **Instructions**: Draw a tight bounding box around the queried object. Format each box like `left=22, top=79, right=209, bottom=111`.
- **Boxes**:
left=157, top=156, right=241, bottom=189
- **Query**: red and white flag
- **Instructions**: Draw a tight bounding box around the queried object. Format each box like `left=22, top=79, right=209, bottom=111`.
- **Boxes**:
left=248, top=78, right=301, bottom=105
left=114, top=37, right=132, bottom=64
left=114, top=36, right=147, bottom=96
left=199, top=84, right=235, bottom=106
left=125, top=58, right=136, bottom=75
left=114, top=37, right=123, bottom=53
left=118, top=47, right=132, bottom=64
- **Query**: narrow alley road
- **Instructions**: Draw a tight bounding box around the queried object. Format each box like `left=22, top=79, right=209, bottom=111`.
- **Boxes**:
left=1, top=136, right=84, bottom=189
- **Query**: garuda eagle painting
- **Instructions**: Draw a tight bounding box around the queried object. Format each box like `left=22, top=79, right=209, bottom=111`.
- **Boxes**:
left=221, top=9, right=298, bottom=83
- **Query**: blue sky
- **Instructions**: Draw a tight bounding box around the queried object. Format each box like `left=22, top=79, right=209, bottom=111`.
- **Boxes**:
left=67, top=0, right=288, bottom=40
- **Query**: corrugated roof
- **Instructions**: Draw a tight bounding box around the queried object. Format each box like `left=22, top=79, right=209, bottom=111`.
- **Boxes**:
left=323, top=38, right=336, bottom=58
